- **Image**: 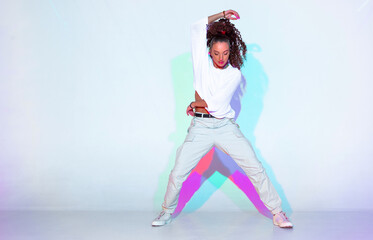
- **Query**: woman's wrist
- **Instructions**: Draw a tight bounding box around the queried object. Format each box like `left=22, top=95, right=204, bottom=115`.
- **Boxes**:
left=208, top=12, right=225, bottom=24
left=189, top=102, right=194, bottom=109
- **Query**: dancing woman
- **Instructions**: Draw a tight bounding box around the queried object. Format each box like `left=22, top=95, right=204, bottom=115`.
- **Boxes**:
left=152, top=10, right=293, bottom=228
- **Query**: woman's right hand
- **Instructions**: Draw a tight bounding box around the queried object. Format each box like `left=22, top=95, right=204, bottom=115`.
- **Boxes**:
left=186, top=103, right=195, bottom=116
left=224, top=10, right=240, bottom=20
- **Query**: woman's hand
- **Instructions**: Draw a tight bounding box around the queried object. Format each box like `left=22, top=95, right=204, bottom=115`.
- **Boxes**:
left=186, top=103, right=195, bottom=116
left=208, top=10, right=240, bottom=23
left=224, top=10, right=240, bottom=20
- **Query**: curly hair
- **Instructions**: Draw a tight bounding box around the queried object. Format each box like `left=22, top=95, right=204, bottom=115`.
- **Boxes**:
left=207, top=18, right=247, bottom=70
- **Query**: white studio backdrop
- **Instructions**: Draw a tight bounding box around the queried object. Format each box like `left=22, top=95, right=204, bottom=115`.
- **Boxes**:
left=0, top=0, right=373, bottom=211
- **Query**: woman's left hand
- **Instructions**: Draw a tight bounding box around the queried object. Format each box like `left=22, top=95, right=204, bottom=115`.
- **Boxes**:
left=224, top=10, right=240, bottom=20
left=186, top=104, right=195, bottom=116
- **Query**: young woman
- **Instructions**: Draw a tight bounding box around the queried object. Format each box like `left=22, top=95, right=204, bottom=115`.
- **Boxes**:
left=152, top=10, right=293, bottom=228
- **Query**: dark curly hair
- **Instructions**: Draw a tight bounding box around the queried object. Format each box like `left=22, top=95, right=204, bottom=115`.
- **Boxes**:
left=207, top=18, right=247, bottom=69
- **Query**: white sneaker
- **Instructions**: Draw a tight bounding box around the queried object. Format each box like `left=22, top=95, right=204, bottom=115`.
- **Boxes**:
left=273, top=211, right=293, bottom=228
left=151, top=211, right=172, bottom=227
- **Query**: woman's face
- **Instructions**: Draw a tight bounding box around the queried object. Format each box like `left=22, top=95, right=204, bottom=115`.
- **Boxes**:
left=210, top=41, right=230, bottom=69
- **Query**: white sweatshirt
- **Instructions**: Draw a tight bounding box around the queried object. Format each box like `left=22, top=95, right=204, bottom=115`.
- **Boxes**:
left=191, top=17, right=242, bottom=119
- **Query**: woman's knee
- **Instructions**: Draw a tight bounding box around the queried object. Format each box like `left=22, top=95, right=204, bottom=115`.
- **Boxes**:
left=169, top=168, right=191, bottom=185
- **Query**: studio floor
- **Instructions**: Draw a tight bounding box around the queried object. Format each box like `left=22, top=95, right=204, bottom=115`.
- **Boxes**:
left=0, top=211, right=372, bottom=240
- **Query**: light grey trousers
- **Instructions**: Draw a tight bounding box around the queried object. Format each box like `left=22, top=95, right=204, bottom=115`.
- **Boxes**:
left=162, top=116, right=282, bottom=214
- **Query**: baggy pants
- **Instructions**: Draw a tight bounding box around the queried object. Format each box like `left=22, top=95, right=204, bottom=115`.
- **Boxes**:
left=162, top=116, right=282, bottom=215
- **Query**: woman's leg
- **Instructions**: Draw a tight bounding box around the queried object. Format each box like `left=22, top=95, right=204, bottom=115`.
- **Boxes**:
left=162, top=118, right=214, bottom=214
left=214, top=119, right=282, bottom=214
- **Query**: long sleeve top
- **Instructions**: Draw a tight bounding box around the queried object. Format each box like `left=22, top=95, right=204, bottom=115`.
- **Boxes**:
left=191, top=17, right=242, bottom=119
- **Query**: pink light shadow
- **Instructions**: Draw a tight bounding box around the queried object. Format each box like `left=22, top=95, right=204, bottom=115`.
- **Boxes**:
left=174, top=147, right=272, bottom=218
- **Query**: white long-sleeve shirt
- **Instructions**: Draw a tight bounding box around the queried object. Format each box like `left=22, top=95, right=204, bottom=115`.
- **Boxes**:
left=191, top=17, right=242, bottom=119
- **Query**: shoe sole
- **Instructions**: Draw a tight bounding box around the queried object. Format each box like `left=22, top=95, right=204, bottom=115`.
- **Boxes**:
left=151, top=219, right=172, bottom=227
left=274, top=223, right=293, bottom=228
